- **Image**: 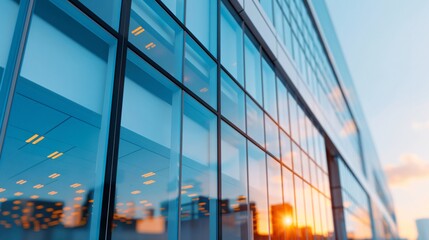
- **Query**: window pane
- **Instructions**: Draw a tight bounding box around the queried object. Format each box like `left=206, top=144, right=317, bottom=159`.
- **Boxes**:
left=292, top=142, right=302, bottom=176
left=267, top=157, right=283, bottom=240
left=282, top=167, right=296, bottom=239
left=112, top=51, right=181, bottom=240
left=0, top=0, right=19, bottom=79
left=78, top=0, right=122, bottom=29
left=247, top=142, right=269, bottom=239
left=246, top=97, right=265, bottom=146
left=301, top=152, right=310, bottom=182
left=221, top=70, right=245, bottom=131
left=289, top=95, right=299, bottom=142
left=184, top=34, right=217, bottom=108
left=221, top=1, right=244, bottom=85
left=260, top=0, right=273, bottom=23
left=280, top=131, right=293, bottom=169
left=129, top=0, right=183, bottom=80
left=0, top=1, right=116, bottom=238
left=262, top=58, right=277, bottom=120
left=244, top=33, right=262, bottom=105
left=221, top=122, right=249, bottom=240
left=303, top=183, right=314, bottom=239
left=277, top=78, right=290, bottom=133
left=160, top=0, right=184, bottom=21
left=294, top=177, right=305, bottom=239
left=180, top=94, right=217, bottom=239
left=185, top=0, right=217, bottom=55
left=265, top=114, right=280, bottom=159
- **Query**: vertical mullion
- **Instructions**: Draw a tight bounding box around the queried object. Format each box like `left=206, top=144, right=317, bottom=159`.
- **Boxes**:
left=99, top=0, right=131, bottom=239
left=0, top=0, right=35, bottom=156
left=216, top=1, right=222, bottom=240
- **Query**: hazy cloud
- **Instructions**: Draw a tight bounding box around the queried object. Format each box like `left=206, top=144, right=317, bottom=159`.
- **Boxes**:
left=385, top=154, right=429, bottom=186
left=412, top=121, right=429, bottom=130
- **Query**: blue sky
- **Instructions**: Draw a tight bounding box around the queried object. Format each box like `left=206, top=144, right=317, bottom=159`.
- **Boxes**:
left=325, top=0, right=429, bottom=238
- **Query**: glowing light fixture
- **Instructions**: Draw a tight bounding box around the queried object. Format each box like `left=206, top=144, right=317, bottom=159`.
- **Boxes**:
left=142, top=172, right=156, bottom=178
left=47, top=151, right=59, bottom=158
left=0, top=198, right=7, bottom=202
left=199, top=88, right=208, bottom=93
left=76, top=189, right=85, bottom=194
left=188, top=193, right=198, bottom=197
left=181, top=185, right=193, bottom=190
left=48, top=173, right=61, bottom=179
left=16, top=180, right=27, bottom=185
left=132, top=26, right=145, bottom=36
left=48, top=191, right=58, bottom=195
left=25, top=134, right=39, bottom=143
left=0, top=188, right=6, bottom=192
left=131, top=190, right=141, bottom=195
left=145, top=42, right=156, bottom=50
left=32, top=136, right=45, bottom=145
left=33, top=184, right=44, bottom=189
left=143, top=180, right=155, bottom=185
left=139, top=200, right=148, bottom=204
left=14, top=192, right=23, bottom=196
left=70, top=183, right=81, bottom=188
left=51, top=152, right=63, bottom=159
left=30, top=195, right=39, bottom=199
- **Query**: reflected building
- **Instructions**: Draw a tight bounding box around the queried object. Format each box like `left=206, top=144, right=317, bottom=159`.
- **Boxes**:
left=0, top=0, right=397, bottom=239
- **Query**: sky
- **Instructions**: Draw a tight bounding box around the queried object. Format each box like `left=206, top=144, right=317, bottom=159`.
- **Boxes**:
left=324, top=0, right=429, bottom=239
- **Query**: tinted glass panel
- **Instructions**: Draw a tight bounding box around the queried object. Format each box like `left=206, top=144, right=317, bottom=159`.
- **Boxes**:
left=221, top=122, right=249, bottom=240
left=280, top=131, right=293, bottom=169
left=112, top=51, right=181, bottom=240
left=0, top=1, right=116, bottom=238
left=294, top=177, right=305, bottom=239
left=221, top=2, right=244, bottom=85
left=282, top=167, right=295, bottom=239
left=185, top=0, right=217, bottom=55
left=262, top=58, right=277, bottom=120
left=79, top=0, right=122, bottom=29
left=129, top=0, right=183, bottom=80
left=248, top=142, right=269, bottom=239
left=265, top=115, right=280, bottom=159
left=277, top=78, right=289, bottom=133
left=180, top=94, right=217, bottom=239
left=221, top=71, right=245, bottom=131
left=246, top=97, right=265, bottom=146
left=267, top=157, right=283, bottom=240
left=160, top=0, right=184, bottom=21
left=184, top=34, right=217, bottom=108
left=244, top=34, right=262, bottom=105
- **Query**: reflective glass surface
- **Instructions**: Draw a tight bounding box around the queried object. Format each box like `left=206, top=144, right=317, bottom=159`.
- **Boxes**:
left=282, top=167, right=295, bottom=239
left=185, top=0, right=217, bottom=55
left=266, top=157, right=283, bottom=240
left=247, top=142, right=269, bottom=239
left=244, top=33, right=262, bottom=105
left=265, top=114, right=280, bottom=159
left=221, top=122, right=249, bottom=240
left=0, top=1, right=116, bottom=238
left=277, top=78, right=290, bottom=133
left=160, top=0, right=184, bottom=21
left=78, top=0, right=122, bottom=29
left=129, top=0, right=184, bottom=80
left=280, top=131, right=293, bottom=169
left=184, top=34, right=217, bottom=108
left=0, top=0, right=19, bottom=80
left=112, top=50, right=181, bottom=240
left=246, top=97, right=265, bottom=146
left=262, top=58, right=277, bottom=121
left=221, top=70, right=245, bottom=131
left=180, top=94, right=217, bottom=239
left=221, top=1, right=244, bottom=86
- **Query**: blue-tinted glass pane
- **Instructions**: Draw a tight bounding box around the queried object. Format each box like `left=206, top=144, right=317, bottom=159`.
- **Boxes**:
left=246, top=97, right=265, bottom=146
left=180, top=94, right=217, bottom=239
left=0, top=1, right=116, bottom=238
left=78, top=0, right=122, bottom=29
left=274, top=0, right=284, bottom=42
left=221, top=71, right=245, bottom=131
left=185, top=0, right=217, bottom=55
left=289, top=95, right=299, bottom=142
left=265, top=115, right=280, bottom=159
left=160, top=0, right=184, bottom=21
left=277, top=78, right=289, bottom=133
left=112, top=50, right=181, bottom=240
left=0, top=0, right=19, bottom=118
left=221, top=122, right=249, bottom=240
left=282, top=167, right=296, bottom=239
left=292, top=143, right=302, bottom=176
left=266, top=157, right=283, bottom=240
left=221, top=2, right=244, bottom=85
left=297, top=106, right=307, bottom=150
left=247, top=142, right=269, bottom=238
left=262, top=58, right=278, bottom=120
left=129, top=0, right=183, bottom=80
left=184, top=35, right=217, bottom=108
left=260, top=0, right=273, bottom=23
left=280, top=131, right=293, bottom=168
left=244, top=34, right=262, bottom=105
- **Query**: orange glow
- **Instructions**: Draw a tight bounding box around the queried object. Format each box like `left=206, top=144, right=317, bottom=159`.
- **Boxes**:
left=283, top=215, right=293, bottom=226
left=25, top=134, right=39, bottom=143
left=32, top=136, right=45, bottom=144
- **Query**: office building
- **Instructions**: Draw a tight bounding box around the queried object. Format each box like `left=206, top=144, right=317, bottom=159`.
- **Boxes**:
left=0, top=0, right=398, bottom=239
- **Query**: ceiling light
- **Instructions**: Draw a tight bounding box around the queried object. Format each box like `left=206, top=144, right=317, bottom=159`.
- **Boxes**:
left=132, top=26, right=145, bottom=36
left=199, top=88, right=208, bottom=93
left=51, top=152, right=63, bottom=159
left=16, top=180, right=27, bottom=185
left=0, top=188, right=6, bottom=192
left=70, top=183, right=81, bottom=188
left=188, top=193, right=198, bottom=197
left=143, top=180, right=155, bottom=185
left=181, top=185, right=193, bottom=190
left=48, top=191, right=57, bottom=195
left=32, top=136, right=45, bottom=144
left=14, top=192, right=23, bottom=196
left=47, top=151, right=59, bottom=158
left=48, top=173, right=61, bottom=179
left=131, top=190, right=141, bottom=195
left=30, top=195, right=39, bottom=199
left=145, top=42, right=156, bottom=50
left=25, top=134, right=39, bottom=143
left=33, top=184, right=44, bottom=189
left=76, top=189, right=85, bottom=194
left=142, top=172, right=156, bottom=178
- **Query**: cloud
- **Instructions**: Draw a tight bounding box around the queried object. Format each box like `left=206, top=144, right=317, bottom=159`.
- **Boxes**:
left=385, top=154, right=429, bottom=186
left=412, top=121, right=429, bottom=130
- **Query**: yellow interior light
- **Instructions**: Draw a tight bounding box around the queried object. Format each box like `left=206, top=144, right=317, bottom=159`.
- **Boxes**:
left=143, top=180, right=155, bottom=185
left=70, top=183, right=81, bottom=188
left=0, top=188, right=5, bottom=192
left=181, top=185, right=193, bottom=190
left=131, top=190, right=141, bottom=195
left=16, top=180, right=27, bottom=185
left=30, top=195, right=39, bottom=199
left=25, top=134, right=39, bottom=143
left=142, top=172, right=156, bottom=178
left=33, top=184, right=44, bottom=189
left=76, top=189, right=85, bottom=194
left=14, top=192, right=23, bottom=196
left=48, top=191, right=58, bottom=195
left=48, top=173, right=61, bottom=179
left=32, top=136, right=45, bottom=145
left=51, top=152, right=63, bottom=159
left=47, top=151, right=59, bottom=158
left=0, top=198, right=7, bottom=203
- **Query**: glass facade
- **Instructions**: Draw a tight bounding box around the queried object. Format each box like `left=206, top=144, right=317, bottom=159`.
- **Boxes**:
left=0, top=0, right=397, bottom=239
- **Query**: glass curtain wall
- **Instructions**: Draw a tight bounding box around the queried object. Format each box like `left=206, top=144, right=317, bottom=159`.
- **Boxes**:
left=0, top=0, right=335, bottom=239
